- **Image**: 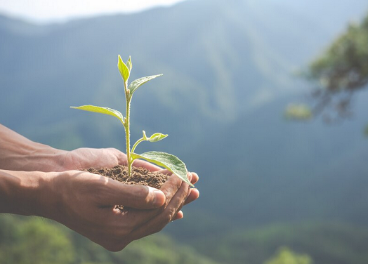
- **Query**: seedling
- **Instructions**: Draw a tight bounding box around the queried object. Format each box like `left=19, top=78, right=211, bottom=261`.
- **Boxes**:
left=71, top=55, right=191, bottom=185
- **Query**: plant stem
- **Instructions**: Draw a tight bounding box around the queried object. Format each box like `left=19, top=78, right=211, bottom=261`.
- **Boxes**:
left=124, top=83, right=132, bottom=178
left=131, top=137, right=144, bottom=153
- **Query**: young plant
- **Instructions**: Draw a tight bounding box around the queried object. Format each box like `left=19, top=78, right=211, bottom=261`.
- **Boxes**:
left=71, top=55, right=191, bottom=185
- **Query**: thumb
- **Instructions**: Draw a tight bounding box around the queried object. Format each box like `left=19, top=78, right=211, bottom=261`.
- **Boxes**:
left=101, top=181, right=166, bottom=209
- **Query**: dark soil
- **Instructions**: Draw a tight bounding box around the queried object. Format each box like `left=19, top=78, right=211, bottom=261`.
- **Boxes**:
left=85, top=165, right=169, bottom=210
left=85, top=165, right=169, bottom=189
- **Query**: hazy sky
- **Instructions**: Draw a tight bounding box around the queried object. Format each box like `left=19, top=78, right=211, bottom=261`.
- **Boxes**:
left=0, top=0, right=187, bottom=23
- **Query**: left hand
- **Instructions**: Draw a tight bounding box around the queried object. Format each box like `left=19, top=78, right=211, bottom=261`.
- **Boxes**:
left=55, top=147, right=161, bottom=172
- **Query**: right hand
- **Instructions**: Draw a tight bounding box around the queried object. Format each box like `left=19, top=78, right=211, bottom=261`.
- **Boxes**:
left=42, top=169, right=198, bottom=251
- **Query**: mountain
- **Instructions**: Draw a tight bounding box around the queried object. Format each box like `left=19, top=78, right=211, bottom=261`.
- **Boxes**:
left=2, top=0, right=367, bottom=132
left=189, top=89, right=368, bottom=227
left=1, top=0, right=368, bottom=246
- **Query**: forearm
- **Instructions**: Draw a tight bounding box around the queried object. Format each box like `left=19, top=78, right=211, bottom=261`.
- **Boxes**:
left=0, top=124, right=66, bottom=171
left=0, top=169, right=54, bottom=216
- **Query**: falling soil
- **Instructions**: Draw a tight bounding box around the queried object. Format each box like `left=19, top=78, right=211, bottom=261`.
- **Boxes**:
left=85, top=165, right=169, bottom=190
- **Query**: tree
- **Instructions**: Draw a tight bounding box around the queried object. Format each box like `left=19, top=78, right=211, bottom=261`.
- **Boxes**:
left=264, top=247, right=313, bottom=264
left=286, top=12, right=368, bottom=127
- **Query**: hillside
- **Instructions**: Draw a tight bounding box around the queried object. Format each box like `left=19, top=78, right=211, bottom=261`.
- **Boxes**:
left=195, top=222, right=368, bottom=264
left=0, top=215, right=218, bottom=264
left=1, top=0, right=368, bottom=262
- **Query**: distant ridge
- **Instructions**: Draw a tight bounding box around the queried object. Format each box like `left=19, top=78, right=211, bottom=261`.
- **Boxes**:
left=0, top=0, right=368, bottom=229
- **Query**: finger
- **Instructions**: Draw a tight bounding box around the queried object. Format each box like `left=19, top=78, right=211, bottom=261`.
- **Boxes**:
left=160, top=173, right=183, bottom=206
left=130, top=180, right=190, bottom=240
left=132, top=159, right=161, bottom=172
left=189, top=172, right=199, bottom=185
left=115, top=150, right=128, bottom=166
left=172, top=210, right=184, bottom=221
left=112, top=173, right=185, bottom=229
left=100, top=178, right=166, bottom=209
left=184, top=188, right=200, bottom=205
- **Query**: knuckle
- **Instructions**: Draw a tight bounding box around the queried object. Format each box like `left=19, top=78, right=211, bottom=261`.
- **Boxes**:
left=171, top=174, right=182, bottom=185
left=163, top=215, right=172, bottom=224
left=168, top=207, right=177, bottom=219
left=135, top=186, right=151, bottom=201
left=107, top=147, right=118, bottom=151
left=162, top=208, right=176, bottom=223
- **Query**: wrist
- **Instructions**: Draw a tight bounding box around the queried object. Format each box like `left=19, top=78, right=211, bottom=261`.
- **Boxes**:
left=0, top=169, right=57, bottom=217
left=27, top=145, right=68, bottom=172
left=0, top=124, right=66, bottom=171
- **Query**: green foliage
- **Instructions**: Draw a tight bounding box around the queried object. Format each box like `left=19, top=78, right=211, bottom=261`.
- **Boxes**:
left=284, top=104, right=313, bottom=120
left=194, top=223, right=368, bottom=264
left=307, top=13, right=368, bottom=92
left=70, top=105, right=124, bottom=124
left=132, top=151, right=191, bottom=186
left=131, top=131, right=168, bottom=152
left=143, top=131, right=168, bottom=143
left=0, top=216, right=74, bottom=264
left=298, top=12, right=368, bottom=124
left=0, top=215, right=219, bottom=264
left=264, top=247, right=313, bottom=264
left=117, top=55, right=131, bottom=83
left=72, top=55, right=190, bottom=185
left=2, top=5, right=368, bottom=264
left=128, top=74, right=163, bottom=99
left=3, top=215, right=368, bottom=264
left=365, top=124, right=368, bottom=136
left=114, top=235, right=218, bottom=264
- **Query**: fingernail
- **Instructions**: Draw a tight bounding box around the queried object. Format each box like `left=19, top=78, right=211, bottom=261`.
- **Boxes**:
left=149, top=187, right=165, bottom=207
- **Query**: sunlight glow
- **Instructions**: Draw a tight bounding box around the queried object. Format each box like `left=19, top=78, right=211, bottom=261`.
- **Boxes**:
left=0, top=0, right=187, bottom=23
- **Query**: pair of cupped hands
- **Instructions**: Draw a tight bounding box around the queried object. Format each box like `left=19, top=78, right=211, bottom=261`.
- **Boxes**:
left=16, top=147, right=199, bottom=252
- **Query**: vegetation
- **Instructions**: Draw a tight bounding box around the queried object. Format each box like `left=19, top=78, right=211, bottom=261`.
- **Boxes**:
left=264, top=247, right=313, bottom=264
left=284, top=103, right=312, bottom=120
left=194, top=223, right=368, bottom=264
left=0, top=216, right=74, bottom=264
left=1, top=0, right=368, bottom=236
left=288, top=12, right=368, bottom=124
left=71, top=55, right=190, bottom=185
left=1, top=1, right=368, bottom=264
left=307, top=12, right=368, bottom=119
left=0, top=215, right=218, bottom=264
left=3, top=215, right=368, bottom=264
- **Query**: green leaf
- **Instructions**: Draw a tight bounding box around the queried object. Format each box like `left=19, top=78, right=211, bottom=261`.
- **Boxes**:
left=70, top=105, right=124, bottom=124
left=143, top=131, right=168, bottom=142
left=132, top=131, right=168, bottom=153
left=284, top=104, right=312, bottom=120
left=132, top=151, right=192, bottom=186
left=117, top=55, right=130, bottom=82
left=126, top=56, right=132, bottom=72
left=128, top=74, right=163, bottom=96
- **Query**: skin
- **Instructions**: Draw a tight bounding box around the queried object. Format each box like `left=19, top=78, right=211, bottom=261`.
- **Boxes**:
left=0, top=124, right=199, bottom=251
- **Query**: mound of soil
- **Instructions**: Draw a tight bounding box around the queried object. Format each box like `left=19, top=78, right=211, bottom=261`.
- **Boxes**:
left=85, top=165, right=169, bottom=210
left=85, top=165, right=169, bottom=189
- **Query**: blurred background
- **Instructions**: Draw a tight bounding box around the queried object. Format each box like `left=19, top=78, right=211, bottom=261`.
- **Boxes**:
left=1, top=0, right=368, bottom=263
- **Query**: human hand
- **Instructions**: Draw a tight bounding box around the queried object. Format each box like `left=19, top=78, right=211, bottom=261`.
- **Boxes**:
left=42, top=170, right=198, bottom=251
left=45, top=147, right=162, bottom=172
left=52, top=147, right=200, bottom=217
left=0, top=123, right=160, bottom=172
